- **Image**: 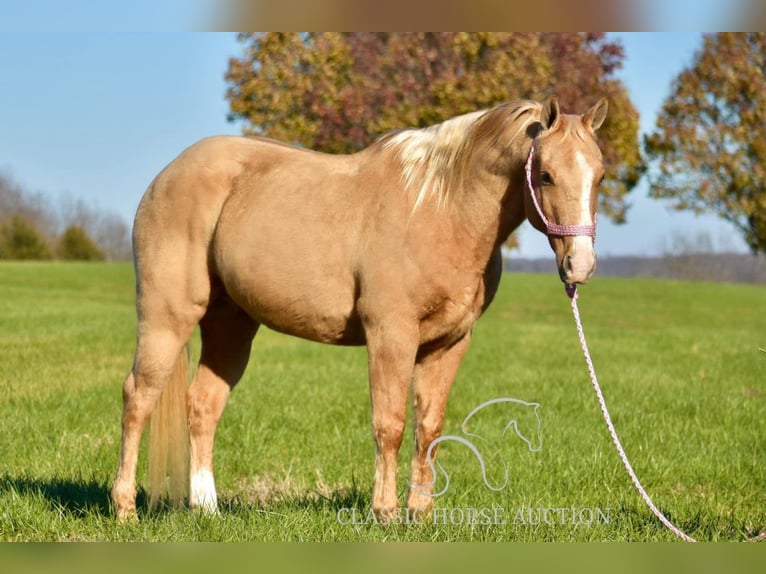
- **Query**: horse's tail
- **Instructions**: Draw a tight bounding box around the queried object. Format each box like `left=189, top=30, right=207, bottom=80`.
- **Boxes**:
left=148, top=344, right=190, bottom=509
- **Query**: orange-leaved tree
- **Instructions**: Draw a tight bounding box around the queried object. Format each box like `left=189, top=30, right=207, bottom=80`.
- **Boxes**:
left=645, top=33, right=766, bottom=254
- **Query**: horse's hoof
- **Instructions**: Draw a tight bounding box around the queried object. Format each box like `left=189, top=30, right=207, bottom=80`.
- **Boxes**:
left=373, top=505, right=401, bottom=525
left=406, top=491, right=434, bottom=519
left=115, top=507, right=139, bottom=523
left=111, top=486, right=138, bottom=523
left=405, top=505, right=433, bottom=524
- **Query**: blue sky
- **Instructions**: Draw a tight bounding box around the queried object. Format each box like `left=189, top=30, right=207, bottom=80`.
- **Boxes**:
left=0, top=0, right=210, bottom=32
left=0, top=32, right=750, bottom=258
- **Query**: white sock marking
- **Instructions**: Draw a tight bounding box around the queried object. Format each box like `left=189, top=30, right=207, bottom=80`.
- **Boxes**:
left=190, top=469, right=218, bottom=513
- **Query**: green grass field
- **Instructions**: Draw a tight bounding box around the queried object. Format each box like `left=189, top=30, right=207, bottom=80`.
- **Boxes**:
left=0, top=261, right=763, bottom=541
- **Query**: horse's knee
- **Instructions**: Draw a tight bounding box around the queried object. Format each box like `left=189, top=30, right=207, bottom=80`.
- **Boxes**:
left=414, top=413, right=446, bottom=456
left=416, top=415, right=442, bottom=442
left=373, top=415, right=406, bottom=452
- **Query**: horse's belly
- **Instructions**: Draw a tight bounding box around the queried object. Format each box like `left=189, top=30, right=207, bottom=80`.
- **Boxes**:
left=222, top=271, right=365, bottom=346
left=260, top=305, right=365, bottom=346
left=213, top=194, right=365, bottom=344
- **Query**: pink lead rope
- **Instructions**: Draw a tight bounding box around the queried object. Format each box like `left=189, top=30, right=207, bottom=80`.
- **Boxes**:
left=566, top=285, right=696, bottom=542
left=525, top=138, right=696, bottom=542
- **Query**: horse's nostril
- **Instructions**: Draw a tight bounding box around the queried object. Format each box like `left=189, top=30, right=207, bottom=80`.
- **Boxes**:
left=564, top=255, right=574, bottom=275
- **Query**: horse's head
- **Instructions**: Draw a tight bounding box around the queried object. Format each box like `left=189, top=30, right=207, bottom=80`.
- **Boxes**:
left=525, top=96, right=608, bottom=285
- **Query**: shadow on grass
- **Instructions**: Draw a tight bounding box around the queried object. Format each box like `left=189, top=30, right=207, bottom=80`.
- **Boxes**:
left=0, top=474, right=146, bottom=519
left=221, top=477, right=370, bottom=516
left=0, top=472, right=369, bottom=519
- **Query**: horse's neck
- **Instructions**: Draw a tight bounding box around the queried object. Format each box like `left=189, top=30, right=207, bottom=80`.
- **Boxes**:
left=451, top=140, right=529, bottom=261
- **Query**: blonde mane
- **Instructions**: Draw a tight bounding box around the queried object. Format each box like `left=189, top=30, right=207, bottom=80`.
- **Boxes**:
left=379, top=100, right=542, bottom=210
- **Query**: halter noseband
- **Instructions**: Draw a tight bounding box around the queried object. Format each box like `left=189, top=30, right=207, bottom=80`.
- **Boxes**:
left=524, top=139, right=597, bottom=240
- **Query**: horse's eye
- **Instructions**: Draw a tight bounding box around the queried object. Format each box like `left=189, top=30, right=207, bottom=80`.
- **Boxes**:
left=540, top=171, right=554, bottom=186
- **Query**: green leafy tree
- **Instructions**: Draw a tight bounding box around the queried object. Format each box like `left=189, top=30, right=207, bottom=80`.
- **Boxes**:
left=225, top=32, right=644, bottom=226
left=58, top=224, right=105, bottom=261
left=645, top=33, right=766, bottom=254
left=0, top=215, right=52, bottom=260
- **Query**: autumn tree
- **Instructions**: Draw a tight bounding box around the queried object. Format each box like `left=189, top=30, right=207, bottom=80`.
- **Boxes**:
left=645, top=33, right=766, bottom=254
left=225, top=32, right=644, bottom=229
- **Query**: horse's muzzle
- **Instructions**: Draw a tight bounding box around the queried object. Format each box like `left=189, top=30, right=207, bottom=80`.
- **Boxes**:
left=558, top=237, right=596, bottom=285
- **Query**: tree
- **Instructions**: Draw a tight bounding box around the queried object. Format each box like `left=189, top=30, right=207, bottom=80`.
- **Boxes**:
left=225, top=33, right=644, bottom=227
left=644, top=33, right=766, bottom=254
left=0, top=172, right=57, bottom=242
left=58, top=224, right=105, bottom=261
left=0, top=215, right=52, bottom=260
left=58, top=195, right=132, bottom=261
left=90, top=212, right=131, bottom=261
left=0, top=174, right=132, bottom=262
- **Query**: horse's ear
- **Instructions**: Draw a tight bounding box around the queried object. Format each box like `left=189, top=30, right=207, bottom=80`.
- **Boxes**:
left=583, top=97, right=608, bottom=132
left=540, top=96, right=560, bottom=131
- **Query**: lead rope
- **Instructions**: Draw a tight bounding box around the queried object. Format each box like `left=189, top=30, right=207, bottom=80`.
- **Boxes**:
left=525, top=137, right=759, bottom=541
left=565, top=283, right=697, bottom=542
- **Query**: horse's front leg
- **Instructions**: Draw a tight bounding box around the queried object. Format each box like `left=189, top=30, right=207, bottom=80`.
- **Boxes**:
left=407, top=332, right=472, bottom=519
left=364, top=317, right=419, bottom=524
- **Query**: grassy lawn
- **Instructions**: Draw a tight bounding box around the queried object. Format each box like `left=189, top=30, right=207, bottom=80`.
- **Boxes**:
left=0, top=261, right=763, bottom=541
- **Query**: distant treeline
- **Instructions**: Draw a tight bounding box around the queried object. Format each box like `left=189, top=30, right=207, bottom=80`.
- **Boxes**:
left=0, top=172, right=131, bottom=261
left=505, top=253, right=766, bottom=284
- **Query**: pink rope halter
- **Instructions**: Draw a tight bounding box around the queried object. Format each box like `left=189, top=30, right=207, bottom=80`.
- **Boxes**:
left=524, top=139, right=597, bottom=240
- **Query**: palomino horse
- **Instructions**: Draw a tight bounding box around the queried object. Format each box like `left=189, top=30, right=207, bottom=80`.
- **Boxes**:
left=111, top=96, right=608, bottom=522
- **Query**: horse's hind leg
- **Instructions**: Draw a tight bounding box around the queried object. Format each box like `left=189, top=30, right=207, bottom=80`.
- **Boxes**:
left=112, top=230, right=214, bottom=520
left=407, top=332, right=472, bottom=519
left=112, top=315, right=200, bottom=521
left=187, top=297, right=258, bottom=513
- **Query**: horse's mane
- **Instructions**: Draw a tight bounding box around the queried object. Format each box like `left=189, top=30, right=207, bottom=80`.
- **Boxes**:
left=377, top=99, right=542, bottom=210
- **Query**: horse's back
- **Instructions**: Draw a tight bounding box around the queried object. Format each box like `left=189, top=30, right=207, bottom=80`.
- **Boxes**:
left=131, top=133, right=493, bottom=349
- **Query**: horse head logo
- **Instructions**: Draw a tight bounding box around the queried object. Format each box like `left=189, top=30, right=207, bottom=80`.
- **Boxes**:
left=410, top=397, right=542, bottom=498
